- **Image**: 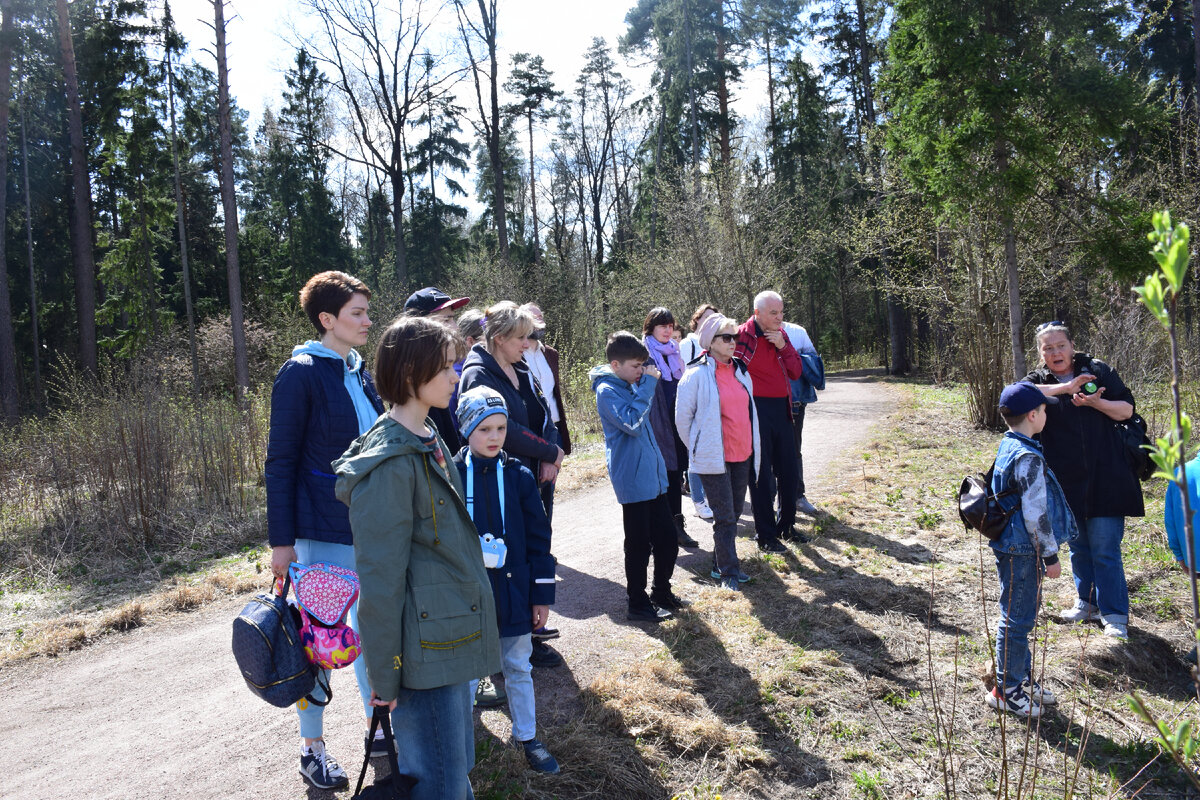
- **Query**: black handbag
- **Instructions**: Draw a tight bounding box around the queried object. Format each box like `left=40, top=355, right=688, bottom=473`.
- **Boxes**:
left=1115, top=412, right=1155, bottom=482
left=231, top=575, right=329, bottom=708
left=958, top=461, right=1021, bottom=541
left=351, top=706, right=418, bottom=799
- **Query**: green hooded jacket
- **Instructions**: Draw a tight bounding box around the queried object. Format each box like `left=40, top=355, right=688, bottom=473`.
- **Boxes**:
left=334, top=415, right=500, bottom=698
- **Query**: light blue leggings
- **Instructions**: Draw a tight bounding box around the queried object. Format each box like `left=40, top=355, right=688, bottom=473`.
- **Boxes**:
left=293, top=539, right=374, bottom=739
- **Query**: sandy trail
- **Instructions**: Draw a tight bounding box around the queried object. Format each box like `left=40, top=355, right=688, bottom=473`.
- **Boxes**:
left=3, top=372, right=895, bottom=800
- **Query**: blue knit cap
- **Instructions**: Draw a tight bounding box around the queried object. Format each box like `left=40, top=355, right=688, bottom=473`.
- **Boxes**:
left=456, top=386, right=508, bottom=439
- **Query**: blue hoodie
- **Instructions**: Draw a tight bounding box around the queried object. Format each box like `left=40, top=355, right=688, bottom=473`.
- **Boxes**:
left=291, top=341, right=380, bottom=434
left=1165, top=455, right=1200, bottom=573
left=590, top=365, right=668, bottom=504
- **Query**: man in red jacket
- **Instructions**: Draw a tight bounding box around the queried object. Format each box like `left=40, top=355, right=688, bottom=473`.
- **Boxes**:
left=736, top=290, right=805, bottom=552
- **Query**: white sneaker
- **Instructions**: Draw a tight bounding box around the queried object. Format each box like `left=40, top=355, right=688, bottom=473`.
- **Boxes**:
left=986, top=686, right=1043, bottom=718
left=1102, top=620, right=1129, bottom=641
left=693, top=500, right=714, bottom=520
left=1059, top=600, right=1100, bottom=624
left=1025, top=680, right=1057, bottom=706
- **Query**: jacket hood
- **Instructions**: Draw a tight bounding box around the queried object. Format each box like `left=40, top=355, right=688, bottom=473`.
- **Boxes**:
left=333, top=417, right=429, bottom=503
left=463, top=342, right=532, bottom=380
left=590, top=364, right=626, bottom=392
left=294, top=340, right=363, bottom=373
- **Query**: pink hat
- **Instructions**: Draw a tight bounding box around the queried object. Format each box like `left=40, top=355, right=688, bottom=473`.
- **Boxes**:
left=698, top=313, right=733, bottom=350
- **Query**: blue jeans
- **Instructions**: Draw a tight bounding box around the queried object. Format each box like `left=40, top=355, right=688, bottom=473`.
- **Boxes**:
left=698, top=458, right=752, bottom=577
left=995, top=552, right=1042, bottom=694
left=1070, top=516, right=1129, bottom=625
left=390, top=682, right=476, bottom=800
left=688, top=467, right=707, bottom=505
left=293, top=539, right=373, bottom=739
left=470, top=635, right=537, bottom=741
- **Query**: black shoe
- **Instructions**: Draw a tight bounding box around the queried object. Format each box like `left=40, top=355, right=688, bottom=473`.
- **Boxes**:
left=650, top=592, right=691, bottom=611
left=675, top=514, right=700, bottom=548
left=531, top=625, right=560, bottom=640
left=365, top=729, right=390, bottom=759
left=627, top=604, right=673, bottom=623
left=781, top=527, right=811, bottom=543
left=530, top=639, right=564, bottom=668
left=475, top=674, right=508, bottom=707
left=758, top=538, right=787, bottom=553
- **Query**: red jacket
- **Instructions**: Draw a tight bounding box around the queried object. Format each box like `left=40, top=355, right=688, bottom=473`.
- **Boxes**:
left=735, top=317, right=802, bottom=401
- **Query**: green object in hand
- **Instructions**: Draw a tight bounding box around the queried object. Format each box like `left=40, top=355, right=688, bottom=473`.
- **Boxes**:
left=1083, top=381, right=1098, bottom=394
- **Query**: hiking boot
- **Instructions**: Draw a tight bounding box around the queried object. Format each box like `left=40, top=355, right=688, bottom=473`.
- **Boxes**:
left=530, top=640, right=564, bottom=668
left=676, top=514, right=700, bottom=548
left=693, top=499, right=714, bottom=520
left=710, top=566, right=751, bottom=583
left=627, top=604, right=673, bottom=623
left=475, top=675, right=507, bottom=707
left=796, top=496, right=819, bottom=516
left=520, top=738, right=561, bottom=774
left=364, top=728, right=390, bottom=759
left=1025, top=680, right=1057, bottom=706
left=1102, top=620, right=1129, bottom=641
left=299, top=740, right=349, bottom=790
left=650, top=591, right=691, bottom=611
left=531, top=625, right=560, bottom=641
left=986, top=686, right=1042, bottom=718
left=721, top=575, right=741, bottom=592
left=758, top=538, right=787, bottom=554
left=1059, top=600, right=1100, bottom=624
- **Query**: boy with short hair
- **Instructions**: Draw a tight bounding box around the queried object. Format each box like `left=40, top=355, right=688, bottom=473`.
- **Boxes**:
left=590, top=331, right=683, bottom=622
left=988, top=382, right=1078, bottom=718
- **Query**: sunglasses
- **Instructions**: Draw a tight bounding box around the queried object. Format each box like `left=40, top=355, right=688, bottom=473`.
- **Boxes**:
left=1035, top=320, right=1067, bottom=333
left=710, top=333, right=737, bottom=344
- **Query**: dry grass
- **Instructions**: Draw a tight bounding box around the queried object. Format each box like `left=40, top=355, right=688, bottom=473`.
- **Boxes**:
left=474, top=379, right=1200, bottom=799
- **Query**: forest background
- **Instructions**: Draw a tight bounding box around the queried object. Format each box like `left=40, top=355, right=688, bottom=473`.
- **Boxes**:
left=1, top=0, right=1200, bottom=605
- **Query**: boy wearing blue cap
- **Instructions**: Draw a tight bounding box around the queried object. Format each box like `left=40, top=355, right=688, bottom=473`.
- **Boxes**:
left=987, top=382, right=1078, bottom=718
left=453, top=386, right=560, bottom=774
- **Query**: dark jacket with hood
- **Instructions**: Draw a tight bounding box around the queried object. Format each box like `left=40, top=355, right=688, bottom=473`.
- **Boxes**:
left=1024, top=352, right=1144, bottom=521
left=459, top=343, right=560, bottom=476
left=453, top=449, right=555, bottom=638
left=265, top=348, right=384, bottom=547
left=334, top=416, right=500, bottom=698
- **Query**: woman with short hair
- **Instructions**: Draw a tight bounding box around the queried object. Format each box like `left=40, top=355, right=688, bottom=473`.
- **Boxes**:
left=265, top=271, right=384, bottom=790
left=644, top=306, right=698, bottom=548
left=1025, top=321, right=1144, bottom=640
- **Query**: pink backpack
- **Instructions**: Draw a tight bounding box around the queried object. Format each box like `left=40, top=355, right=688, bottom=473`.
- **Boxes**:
left=288, top=562, right=362, bottom=670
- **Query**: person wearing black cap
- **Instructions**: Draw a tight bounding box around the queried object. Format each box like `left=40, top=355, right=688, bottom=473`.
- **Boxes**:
left=404, top=287, right=471, bottom=451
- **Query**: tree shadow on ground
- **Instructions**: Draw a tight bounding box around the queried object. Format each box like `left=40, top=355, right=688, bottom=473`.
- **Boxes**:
left=644, top=607, right=833, bottom=794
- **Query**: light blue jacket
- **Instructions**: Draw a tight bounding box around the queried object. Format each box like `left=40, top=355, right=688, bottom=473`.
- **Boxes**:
left=590, top=365, right=669, bottom=504
left=1165, top=455, right=1200, bottom=572
left=782, top=322, right=823, bottom=406
left=675, top=354, right=760, bottom=476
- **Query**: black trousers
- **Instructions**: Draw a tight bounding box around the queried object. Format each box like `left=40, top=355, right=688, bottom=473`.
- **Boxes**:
left=764, top=401, right=807, bottom=501
left=748, top=396, right=799, bottom=542
left=621, top=494, right=679, bottom=608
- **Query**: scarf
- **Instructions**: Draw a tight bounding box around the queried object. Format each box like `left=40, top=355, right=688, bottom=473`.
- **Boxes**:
left=644, top=335, right=684, bottom=381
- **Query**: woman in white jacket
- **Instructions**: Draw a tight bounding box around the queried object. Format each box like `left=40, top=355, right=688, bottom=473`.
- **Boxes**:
left=675, top=314, right=760, bottom=590
left=679, top=303, right=719, bottom=521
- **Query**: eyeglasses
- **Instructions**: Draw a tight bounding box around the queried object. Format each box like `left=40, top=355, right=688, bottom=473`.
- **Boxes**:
left=711, top=333, right=737, bottom=344
left=1035, top=320, right=1067, bottom=333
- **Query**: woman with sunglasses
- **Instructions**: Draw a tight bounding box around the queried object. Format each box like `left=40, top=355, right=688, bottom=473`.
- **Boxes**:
left=1025, top=321, right=1143, bottom=640
left=674, top=314, right=760, bottom=590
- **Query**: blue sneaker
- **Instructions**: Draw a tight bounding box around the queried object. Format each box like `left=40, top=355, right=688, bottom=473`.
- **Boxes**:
left=520, top=738, right=560, bottom=774
left=299, top=741, right=349, bottom=790
left=710, top=567, right=751, bottom=583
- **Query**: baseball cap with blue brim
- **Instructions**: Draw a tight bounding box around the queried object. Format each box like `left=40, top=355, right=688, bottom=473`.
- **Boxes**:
left=999, top=381, right=1058, bottom=415
left=456, top=386, right=509, bottom=439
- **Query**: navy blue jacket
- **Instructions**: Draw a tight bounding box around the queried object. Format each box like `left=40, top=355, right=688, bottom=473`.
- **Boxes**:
left=453, top=449, right=555, bottom=637
left=266, top=353, right=384, bottom=547
left=459, top=344, right=560, bottom=477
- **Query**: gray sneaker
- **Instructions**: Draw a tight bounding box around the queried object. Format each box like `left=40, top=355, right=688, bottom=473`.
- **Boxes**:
left=299, top=740, right=349, bottom=790
left=796, top=496, right=819, bottom=516
left=475, top=675, right=507, bottom=708
left=1059, top=600, right=1100, bottom=623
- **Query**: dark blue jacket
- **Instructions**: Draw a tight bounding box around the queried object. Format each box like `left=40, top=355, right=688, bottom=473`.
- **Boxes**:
left=453, top=449, right=555, bottom=637
left=266, top=353, right=384, bottom=547
left=459, top=344, right=559, bottom=477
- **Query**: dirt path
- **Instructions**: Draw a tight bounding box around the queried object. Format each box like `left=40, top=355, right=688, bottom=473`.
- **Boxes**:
left=3, top=373, right=897, bottom=800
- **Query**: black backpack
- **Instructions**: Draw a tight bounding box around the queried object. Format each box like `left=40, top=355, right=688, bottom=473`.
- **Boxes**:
left=231, top=575, right=329, bottom=708
left=957, top=461, right=1021, bottom=541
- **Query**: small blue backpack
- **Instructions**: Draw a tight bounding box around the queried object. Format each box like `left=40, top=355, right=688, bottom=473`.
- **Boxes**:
left=232, top=576, right=327, bottom=708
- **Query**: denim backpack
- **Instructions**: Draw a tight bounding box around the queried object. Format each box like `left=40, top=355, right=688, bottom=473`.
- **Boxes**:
left=231, top=575, right=327, bottom=708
